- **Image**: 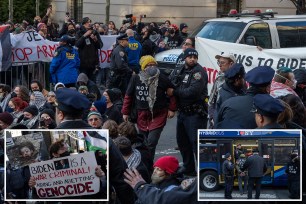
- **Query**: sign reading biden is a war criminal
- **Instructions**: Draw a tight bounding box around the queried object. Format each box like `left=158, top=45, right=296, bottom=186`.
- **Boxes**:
left=196, top=37, right=306, bottom=93
left=29, top=151, right=99, bottom=198
left=9, top=31, right=117, bottom=68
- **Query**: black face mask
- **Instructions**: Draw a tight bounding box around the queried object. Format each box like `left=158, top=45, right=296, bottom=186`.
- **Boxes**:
left=169, top=29, right=175, bottom=34
left=59, top=151, right=70, bottom=157
left=99, top=32, right=104, bottom=35
left=68, top=29, right=76, bottom=35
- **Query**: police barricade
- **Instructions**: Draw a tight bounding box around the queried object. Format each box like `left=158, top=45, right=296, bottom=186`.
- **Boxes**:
left=0, top=61, right=50, bottom=90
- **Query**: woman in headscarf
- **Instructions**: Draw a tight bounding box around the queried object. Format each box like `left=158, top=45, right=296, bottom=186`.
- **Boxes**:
left=122, top=55, right=176, bottom=160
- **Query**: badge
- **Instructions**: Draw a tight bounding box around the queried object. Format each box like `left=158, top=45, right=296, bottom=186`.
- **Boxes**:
left=193, top=72, right=202, bottom=80
left=182, top=74, right=190, bottom=83
left=119, top=51, right=125, bottom=57
left=85, top=38, right=91, bottom=45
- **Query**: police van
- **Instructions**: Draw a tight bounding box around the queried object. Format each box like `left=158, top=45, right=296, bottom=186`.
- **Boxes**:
left=155, top=10, right=306, bottom=83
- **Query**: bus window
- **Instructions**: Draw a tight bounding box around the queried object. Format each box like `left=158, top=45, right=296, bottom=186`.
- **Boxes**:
left=274, top=139, right=297, bottom=165
left=200, top=146, right=218, bottom=162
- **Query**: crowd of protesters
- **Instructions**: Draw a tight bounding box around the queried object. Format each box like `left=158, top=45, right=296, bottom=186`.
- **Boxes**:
left=0, top=5, right=306, bottom=203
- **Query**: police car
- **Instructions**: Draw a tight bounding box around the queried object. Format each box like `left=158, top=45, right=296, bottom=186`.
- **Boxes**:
left=155, top=10, right=306, bottom=76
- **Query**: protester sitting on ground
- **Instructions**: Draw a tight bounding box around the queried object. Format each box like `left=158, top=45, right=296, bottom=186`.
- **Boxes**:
left=17, top=105, right=39, bottom=129
left=0, top=112, right=14, bottom=136
left=103, top=89, right=123, bottom=125
left=76, top=73, right=101, bottom=100
left=39, top=109, right=57, bottom=129
left=102, top=119, right=119, bottom=139
left=8, top=97, right=28, bottom=124
left=13, top=85, right=30, bottom=103
left=43, top=91, right=57, bottom=112
left=29, top=91, right=47, bottom=112
left=87, top=111, right=104, bottom=129
left=30, top=80, right=49, bottom=98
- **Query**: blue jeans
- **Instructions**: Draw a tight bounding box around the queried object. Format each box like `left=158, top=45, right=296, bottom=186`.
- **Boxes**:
left=238, top=174, right=248, bottom=194
left=176, top=112, right=207, bottom=173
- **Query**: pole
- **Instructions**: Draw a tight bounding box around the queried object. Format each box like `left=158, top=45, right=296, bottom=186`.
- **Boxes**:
left=9, top=0, right=13, bottom=21
left=36, top=0, right=40, bottom=16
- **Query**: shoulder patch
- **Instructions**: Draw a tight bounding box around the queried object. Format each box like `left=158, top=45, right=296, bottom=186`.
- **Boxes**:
left=193, top=72, right=202, bottom=80
left=119, top=51, right=125, bottom=57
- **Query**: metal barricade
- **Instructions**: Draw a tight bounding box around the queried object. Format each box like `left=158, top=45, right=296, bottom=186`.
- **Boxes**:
left=0, top=61, right=50, bottom=90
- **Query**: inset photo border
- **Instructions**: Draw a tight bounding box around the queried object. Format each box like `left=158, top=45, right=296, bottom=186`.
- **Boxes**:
left=198, top=129, right=302, bottom=202
left=5, top=129, right=109, bottom=202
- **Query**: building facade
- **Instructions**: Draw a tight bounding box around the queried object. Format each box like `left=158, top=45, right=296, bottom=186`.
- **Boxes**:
left=51, top=0, right=296, bottom=30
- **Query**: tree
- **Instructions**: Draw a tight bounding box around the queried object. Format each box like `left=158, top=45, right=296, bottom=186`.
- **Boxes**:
left=0, top=0, right=50, bottom=23
left=286, top=0, right=306, bottom=14
left=105, top=0, right=110, bottom=24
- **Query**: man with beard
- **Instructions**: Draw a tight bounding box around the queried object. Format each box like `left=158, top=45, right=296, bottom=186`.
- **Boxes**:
left=216, top=66, right=275, bottom=129
left=124, top=155, right=197, bottom=204
left=167, top=48, right=208, bottom=176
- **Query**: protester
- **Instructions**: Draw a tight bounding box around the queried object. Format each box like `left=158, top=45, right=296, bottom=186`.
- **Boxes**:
left=8, top=97, right=28, bottom=124
left=87, top=111, right=104, bottom=129
left=103, top=89, right=123, bottom=124
left=286, top=149, right=300, bottom=199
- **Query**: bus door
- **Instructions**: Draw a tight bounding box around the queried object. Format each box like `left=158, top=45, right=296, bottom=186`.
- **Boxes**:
left=259, top=139, right=274, bottom=184
left=217, top=140, right=232, bottom=183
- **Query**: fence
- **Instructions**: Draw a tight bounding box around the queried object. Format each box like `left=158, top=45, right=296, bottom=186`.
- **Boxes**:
left=0, top=61, right=50, bottom=90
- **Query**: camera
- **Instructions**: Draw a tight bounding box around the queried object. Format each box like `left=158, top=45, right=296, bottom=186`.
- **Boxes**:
left=122, top=14, right=133, bottom=24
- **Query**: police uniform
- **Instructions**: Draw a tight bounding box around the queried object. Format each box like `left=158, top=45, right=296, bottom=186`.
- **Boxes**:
left=126, top=35, right=142, bottom=74
left=50, top=35, right=80, bottom=87
left=215, top=66, right=275, bottom=129
left=222, top=153, right=234, bottom=199
left=252, top=94, right=285, bottom=129
left=241, top=148, right=267, bottom=199
left=286, top=151, right=300, bottom=199
left=215, top=63, right=245, bottom=115
left=173, top=48, right=208, bottom=175
left=108, top=34, right=131, bottom=95
left=55, top=88, right=135, bottom=203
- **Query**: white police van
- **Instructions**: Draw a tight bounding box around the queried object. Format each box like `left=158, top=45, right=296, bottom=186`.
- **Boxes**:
left=155, top=10, right=306, bottom=75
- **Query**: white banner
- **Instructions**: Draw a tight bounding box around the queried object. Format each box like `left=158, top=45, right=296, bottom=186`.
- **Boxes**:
left=196, top=37, right=306, bottom=93
left=29, top=151, right=99, bottom=198
left=9, top=31, right=117, bottom=68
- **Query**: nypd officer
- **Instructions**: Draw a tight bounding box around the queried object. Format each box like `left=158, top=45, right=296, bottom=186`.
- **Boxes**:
left=286, top=149, right=300, bottom=199
left=222, top=153, right=234, bottom=199
left=50, top=35, right=80, bottom=88
left=108, top=33, right=132, bottom=95
left=216, top=66, right=275, bottom=129
left=55, top=88, right=135, bottom=203
left=252, top=94, right=285, bottom=129
left=215, top=63, right=245, bottom=115
left=167, top=48, right=208, bottom=175
left=241, top=148, right=267, bottom=199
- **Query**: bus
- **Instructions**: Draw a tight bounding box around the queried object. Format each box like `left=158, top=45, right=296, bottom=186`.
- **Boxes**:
left=198, top=130, right=301, bottom=191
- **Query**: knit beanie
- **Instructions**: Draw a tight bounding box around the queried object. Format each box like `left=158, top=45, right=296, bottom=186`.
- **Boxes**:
left=23, top=105, right=39, bottom=116
left=54, top=82, right=65, bottom=91
left=37, top=23, right=46, bottom=31
left=0, top=112, right=14, bottom=126
left=87, top=111, right=102, bottom=119
left=153, top=156, right=179, bottom=174
left=40, top=108, right=55, bottom=120
left=93, top=96, right=107, bottom=115
left=77, top=73, right=89, bottom=84
left=139, top=55, right=157, bottom=71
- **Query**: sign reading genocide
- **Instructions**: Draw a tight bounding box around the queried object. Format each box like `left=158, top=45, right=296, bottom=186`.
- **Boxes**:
left=29, top=151, right=99, bottom=198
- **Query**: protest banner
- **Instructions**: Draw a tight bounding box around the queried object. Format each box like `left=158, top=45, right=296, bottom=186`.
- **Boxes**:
left=6, top=132, right=49, bottom=169
left=29, top=151, right=100, bottom=198
left=196, top=37, right=306, bottom=93
left=8, top=31, right=117, bottom=67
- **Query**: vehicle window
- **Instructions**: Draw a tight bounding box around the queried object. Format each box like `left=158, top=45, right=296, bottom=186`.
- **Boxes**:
left=274, top=139, right=297, bottom=165
left=200, top=146, right=218, bottom=162
left=276, top=21, right=306, bottom=48
left=196, top=21, right=246, bottom=43
left=240, top=23, right=272, bottom=49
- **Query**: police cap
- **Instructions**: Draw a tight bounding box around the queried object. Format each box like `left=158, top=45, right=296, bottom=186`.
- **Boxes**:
left=224, top=63, right=245, bottom=79
left=245, top=66, right=275, bottom=86
left=183, top=48, right=198, bottom=59
left=117, top=33, right=128, bottom=41
left=60, top=35, right=70, bottom=43
left=251, top=94, right=284, bottom=118
left=225, top=153, right=231, bottom=159
left=55, top=88, right=91, bottom=113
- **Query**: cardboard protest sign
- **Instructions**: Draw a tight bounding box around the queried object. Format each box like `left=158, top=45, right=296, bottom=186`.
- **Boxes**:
left=29, top=151, right=99, bottom=198
left=6, top=132, right=49, bottom=169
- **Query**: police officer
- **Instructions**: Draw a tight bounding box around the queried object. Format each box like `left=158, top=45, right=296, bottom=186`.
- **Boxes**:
left=54, top=88, right=135, bottom=203
left=251, top=94, right=285, bottom=129
left=167, top=48, right=208, bottom=175
left=50, top=35, right=80, bottom=88
left=215, top=63, right=245, bottom=115
left=108, top=33, right=132, bottom=95
left=241, top=148, right=267, bottom=199
left=126, top=29, right=142, bottom=74
left=286, top=149, right=300, bottom=199
left=222, top=153, right=234, bottom=199
left=216, top=66, right=275, bottom=129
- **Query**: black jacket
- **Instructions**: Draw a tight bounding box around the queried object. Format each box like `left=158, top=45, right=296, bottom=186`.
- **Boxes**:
left=75, top=26, right=103, bottom=69
left=173, top=63, right=208, bottom=108
left=242, top=153, right=267, bottom=178
left=222, top=159, right=234, bottom=176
